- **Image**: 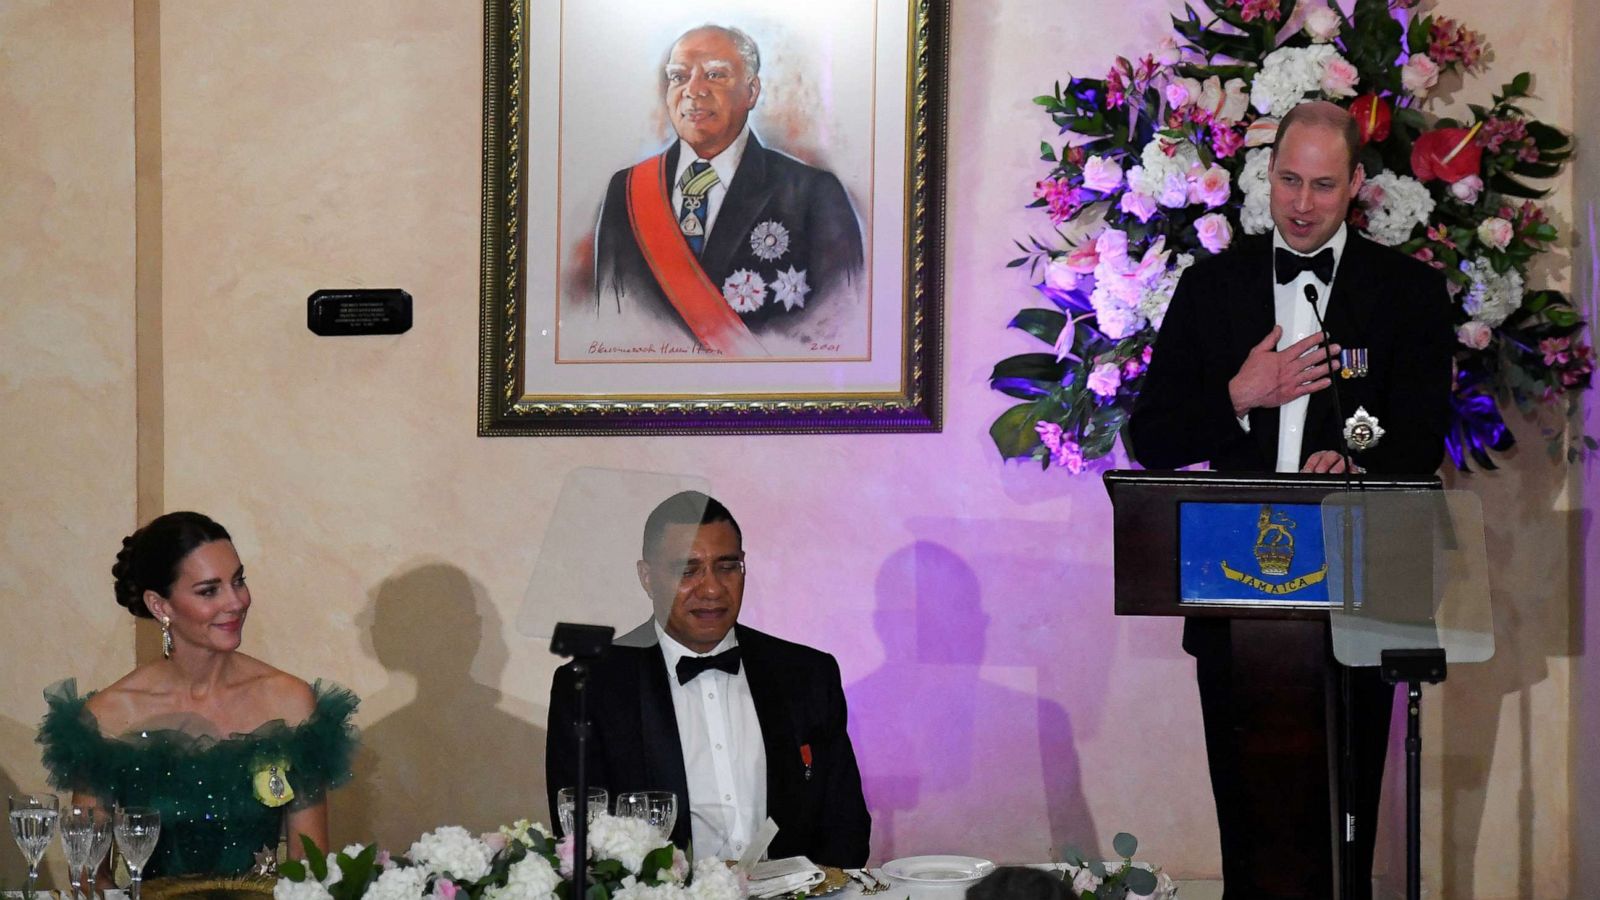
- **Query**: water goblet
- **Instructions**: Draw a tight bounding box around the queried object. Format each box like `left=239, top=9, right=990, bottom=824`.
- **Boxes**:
left=114, top=807, right=161, bottom=900
left=614, top=791, right=677, bottom=841
left=85, top=811, right=115, bottom=900
left=555, top=786, right=608, bottom=836
left=61, top=804, right=112, bottom=900
left=9, top=793, right=60, bottom=897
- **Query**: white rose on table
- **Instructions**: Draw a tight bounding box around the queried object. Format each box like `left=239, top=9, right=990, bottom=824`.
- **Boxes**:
left=1401, top=53, right=1441, bottom=96
left=1477, top=216, right=1514, bottom=250
left=1305, top=6, right=1342, bottom=43
left=1081, top=155, right=1125, bottom=193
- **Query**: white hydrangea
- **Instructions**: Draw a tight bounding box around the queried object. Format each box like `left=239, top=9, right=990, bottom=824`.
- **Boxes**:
left=587, top=815, right=669, bottom=874
left=409, top=826, right=495, bottom=882
left=1460, top=257, right=1525, bottom=327
left=1249, top=44, right=1351, bottom=117
left=1090, top=235, right=1173, bottom=339
left=1239, top=148, right=1275, bottom=235
left=365, top=866, right=430, bottom=900
left=274, top=879, right=334, bottom=900
left=484, top=853, right=561, bottom=900
left=1358, top=172, right=1435, bottom=246
left=1126, top=137, right=1201, bottom=206
left=1137, top=253, right=1195, bottom=331
left=612, top=883, right=686, bottom=900
left=686, top=858, right=744, bottom=900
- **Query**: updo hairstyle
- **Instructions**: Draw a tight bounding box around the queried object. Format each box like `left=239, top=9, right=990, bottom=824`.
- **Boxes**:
left=112, top=512, right=233, bottom=618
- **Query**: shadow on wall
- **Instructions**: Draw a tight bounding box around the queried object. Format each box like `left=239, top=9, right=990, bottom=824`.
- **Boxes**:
left=0, top=714, right=32, bottom=888
left=332, top=563, right=546, bottom=850
left=847, top=540, right=1094, bottom=863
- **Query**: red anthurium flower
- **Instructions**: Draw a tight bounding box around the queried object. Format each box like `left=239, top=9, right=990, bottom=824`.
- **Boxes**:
left=1411, top=124, right=1484, bottom=183
left=1350, top=95, right=1392, bottom=144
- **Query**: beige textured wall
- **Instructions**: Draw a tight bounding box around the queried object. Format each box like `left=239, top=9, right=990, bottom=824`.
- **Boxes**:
left=0, top=1, right=1587, bottom=896
left=0, top=0, right=138, bottom=885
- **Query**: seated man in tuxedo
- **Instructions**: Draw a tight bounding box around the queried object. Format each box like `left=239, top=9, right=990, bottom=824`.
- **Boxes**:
left=545, top=491, right=870, bottom=866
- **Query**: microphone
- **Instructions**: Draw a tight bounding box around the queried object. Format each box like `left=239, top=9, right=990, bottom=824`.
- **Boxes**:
left=1303, top=284, right=1353, bottom=472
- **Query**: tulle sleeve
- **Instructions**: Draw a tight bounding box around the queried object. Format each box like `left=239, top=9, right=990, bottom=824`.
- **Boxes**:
left=284, top=680, right=360, bottom=808
left=36, top=679, right=114, bottom=799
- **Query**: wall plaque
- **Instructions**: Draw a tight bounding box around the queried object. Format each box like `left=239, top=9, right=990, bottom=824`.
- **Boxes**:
left=307, top=289, right=412, bottom=336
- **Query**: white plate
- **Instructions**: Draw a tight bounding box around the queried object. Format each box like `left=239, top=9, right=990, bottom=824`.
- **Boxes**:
left=880, top=855, right=996, bottom=885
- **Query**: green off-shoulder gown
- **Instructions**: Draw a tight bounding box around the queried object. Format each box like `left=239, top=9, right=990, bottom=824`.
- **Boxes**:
left=37, top=679, right=359, bottom=878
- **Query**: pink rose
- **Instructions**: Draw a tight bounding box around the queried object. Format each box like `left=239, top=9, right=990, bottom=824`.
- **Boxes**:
left=1320, top=58, right=1359, bottom=98
left=1401, top=54, right=1441, bottom=96
left=1219, top=78, right=1251, bottom=123
left=1164, top=82, right=1192, bottom=109
left=1154, top=37, right=1183, bottom=67
left=433, top=880, right=459, bottom=900
left=1081, top=155, right=1125, bottom=193
left=1476, top=216, right=1514, bottom=250
left=556, top=835, right=576, bottom=878
left=1305, top=6, right=1342, bottom=43
left=1088, top=361, right=1123, bottom=398
left=1120, top=190, right=1159, bottom=223
left=481, top=832, right=509, bottom=853
left=1457, top=321, right=1492, bottom=349
left=1191, top=165, right=1232, bottom=208
left=1195, top=212, right=1234, bottom=254
left=1450, top=174, right=1484, bottom=203
left=377, top=851, right=394, bottom=870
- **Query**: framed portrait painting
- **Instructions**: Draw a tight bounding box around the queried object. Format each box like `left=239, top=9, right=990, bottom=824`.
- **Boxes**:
left=478, top=0, right=948, bottom=434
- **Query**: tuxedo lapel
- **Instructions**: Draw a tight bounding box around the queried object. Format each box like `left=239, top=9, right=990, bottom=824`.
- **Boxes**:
left=1234, top=238, right=1281, bottom=463
left=737, top=628, right=803, bottom=833
left=1304, top=236, right=1380, bottom=457
left=699, top=139, right=774, bottom=279
left=634, top=644, right=693, bottom=847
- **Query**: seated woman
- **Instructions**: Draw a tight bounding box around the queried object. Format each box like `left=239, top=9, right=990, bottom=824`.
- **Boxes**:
left=38, top=511, right=359, bottom=877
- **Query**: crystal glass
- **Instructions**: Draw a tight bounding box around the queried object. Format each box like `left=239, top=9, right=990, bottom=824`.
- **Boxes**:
left=555, top=787, right=608, bottom=836
left=61, top=804, right=112, bottom=900
left=86, top=811, right=115, bottom=900
left=114, top=807, right=161, bottom=900
left=614, top=791, right=677, bottom=841
left=9, top=793, right=60, bottom=897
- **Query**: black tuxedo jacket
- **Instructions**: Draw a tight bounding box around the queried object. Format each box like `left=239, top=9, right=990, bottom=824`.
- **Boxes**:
left=594, top=135, right=864, bottom=337
left=545, top=624, right=870, bottom=867
left=1128, top=233, right=1454, bottom=475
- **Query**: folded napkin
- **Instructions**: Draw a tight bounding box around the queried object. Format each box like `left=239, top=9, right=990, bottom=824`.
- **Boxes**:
left=746, top=857, right=827, bottom=898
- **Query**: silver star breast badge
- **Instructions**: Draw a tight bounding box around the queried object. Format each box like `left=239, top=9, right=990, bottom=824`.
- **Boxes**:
left=1343, top=406, right=1385, bottom=452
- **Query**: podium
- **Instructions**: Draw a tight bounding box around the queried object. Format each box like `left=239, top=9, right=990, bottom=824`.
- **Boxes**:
left=1103, top=469, right=1443, bottom=900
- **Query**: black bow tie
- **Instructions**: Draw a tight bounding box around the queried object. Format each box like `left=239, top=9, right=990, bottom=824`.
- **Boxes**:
left=676, top=647, right=742, bottom=684
left=1275, top=246, right=1335, bottom=285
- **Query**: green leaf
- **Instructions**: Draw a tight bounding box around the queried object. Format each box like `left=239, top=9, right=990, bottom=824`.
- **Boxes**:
left=639, top=845, right=676, bottom=882
left=1041, top=141, right=1058, bottom=162
left=1087, top=858, right=1108, bottom=878
left=1112, top=832, right=1139, bottom=858
left=991, top=353, right=1068, bottom=384
left=1124, top=867, right=1158, bottom=895
left=278, top=861, right=307, bottom=882
left=1010, top=309, right=1069, bottom=345
left=1510, top=72, right=1532, bottom=96
left=1487, top=172, right=1549, bottom=200
left=990, top=403, right=1046, bottom=459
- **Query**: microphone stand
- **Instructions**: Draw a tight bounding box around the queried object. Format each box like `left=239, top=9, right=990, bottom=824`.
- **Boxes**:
left=550, top=623, right=615, bottom=900
left=1304, top=282, right=1364, bottom=900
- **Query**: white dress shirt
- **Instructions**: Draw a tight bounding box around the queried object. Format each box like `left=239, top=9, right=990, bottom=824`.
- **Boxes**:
left=654, top=621, right=767, bottom=861
left=1265, top=225, right=1347, bottom=472
left=669, top=125, right=752, bottom=243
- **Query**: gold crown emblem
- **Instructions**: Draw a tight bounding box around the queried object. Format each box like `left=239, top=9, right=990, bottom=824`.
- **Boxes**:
left=1253, top=504, right=1295, bottom=576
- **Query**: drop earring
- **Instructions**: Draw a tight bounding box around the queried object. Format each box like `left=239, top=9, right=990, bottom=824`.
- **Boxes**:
left=161, top=617, right=174, bottom=659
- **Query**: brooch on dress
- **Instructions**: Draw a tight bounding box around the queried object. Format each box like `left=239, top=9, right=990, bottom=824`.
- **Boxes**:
left=252, top=759, right=296, bottom=808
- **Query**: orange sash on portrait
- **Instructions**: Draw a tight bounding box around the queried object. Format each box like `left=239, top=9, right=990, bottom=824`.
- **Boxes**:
left=625, top=156, right=769, bottom=357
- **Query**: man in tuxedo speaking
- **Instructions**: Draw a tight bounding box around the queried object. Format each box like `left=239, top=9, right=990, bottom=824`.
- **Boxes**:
left=1129, top=101, right=1453, bottom=898
left=545, top=491, right=871, bottom=867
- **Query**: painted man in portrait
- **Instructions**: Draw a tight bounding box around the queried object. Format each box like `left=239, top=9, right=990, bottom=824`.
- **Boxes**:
left=591, top=24, right=865, bottom=357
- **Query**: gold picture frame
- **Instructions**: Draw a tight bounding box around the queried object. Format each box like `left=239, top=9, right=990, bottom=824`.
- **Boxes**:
left=477, top=0, right=948, bottom=435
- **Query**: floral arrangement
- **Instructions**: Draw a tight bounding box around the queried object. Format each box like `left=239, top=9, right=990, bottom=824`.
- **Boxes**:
left=989, top=0, right=1590, bottom=473
left=1059, top=832, right=1176, bottom=899
left=274, top=816, right=743, bottom=900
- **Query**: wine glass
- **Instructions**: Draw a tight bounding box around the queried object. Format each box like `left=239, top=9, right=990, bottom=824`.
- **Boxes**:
left=114, top=807, right=161, bottom=900
left=555, top=787, right=608, bottom=836
left=9, top=793, right=60, bottom=898
left=85, top=810, right=115, bottom=900
left=61, top=804, right=112, bottom=900
left=615, top=791, right=677, bottom=841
